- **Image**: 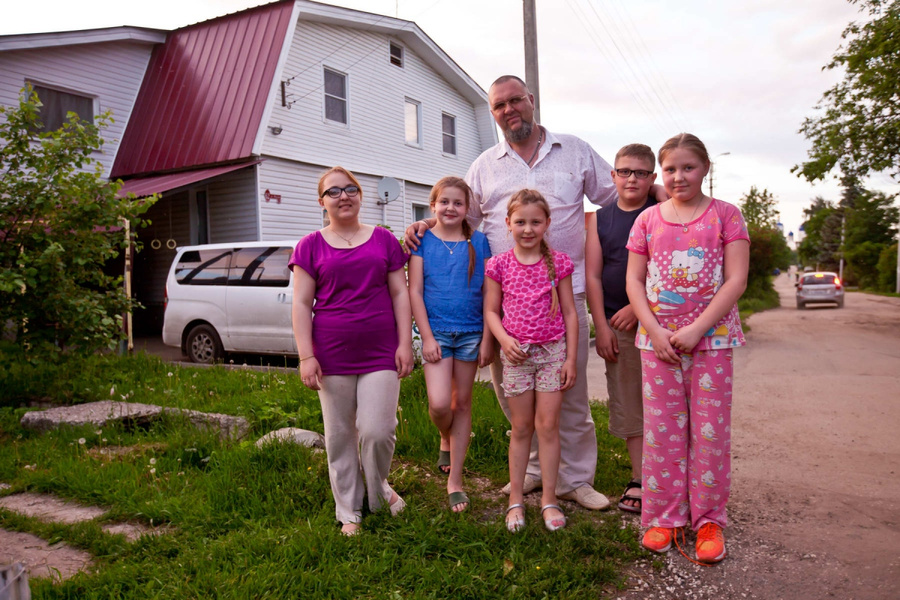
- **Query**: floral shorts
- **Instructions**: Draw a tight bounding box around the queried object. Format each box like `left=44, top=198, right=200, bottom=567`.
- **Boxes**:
left=500, top=336, right=567, bottom=397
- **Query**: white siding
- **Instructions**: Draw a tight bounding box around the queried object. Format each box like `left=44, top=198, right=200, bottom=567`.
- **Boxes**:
left=262, top=21, right=485, bottom=187
left=208, top=167, right=260, bottom=244
left=258, top=156, right=416, bottom=241
left=0, top=41, right=156, bottom=177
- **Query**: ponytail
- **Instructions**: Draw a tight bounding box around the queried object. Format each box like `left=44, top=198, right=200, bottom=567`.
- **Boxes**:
left=540, top=239, right=559, bottom=319
left=462, top=219, right=476, bottom=284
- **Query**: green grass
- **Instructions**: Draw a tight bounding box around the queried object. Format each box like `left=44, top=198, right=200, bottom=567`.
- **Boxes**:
left=0, top=352, right=641, bottom=599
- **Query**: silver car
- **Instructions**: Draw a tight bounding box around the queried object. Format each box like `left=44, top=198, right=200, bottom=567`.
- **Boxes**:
left=796, top=271, right=844, bottom=309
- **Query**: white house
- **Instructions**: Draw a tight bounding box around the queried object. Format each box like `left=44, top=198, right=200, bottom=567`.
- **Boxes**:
left=0, top=0, right=497, bottom=333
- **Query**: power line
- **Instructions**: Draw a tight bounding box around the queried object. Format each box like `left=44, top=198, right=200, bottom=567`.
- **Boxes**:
left=562, top=0, right=671, bottom=136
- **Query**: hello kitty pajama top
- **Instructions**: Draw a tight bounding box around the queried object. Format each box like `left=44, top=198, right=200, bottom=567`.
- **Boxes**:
left=626, top=198, right=749, bottom=531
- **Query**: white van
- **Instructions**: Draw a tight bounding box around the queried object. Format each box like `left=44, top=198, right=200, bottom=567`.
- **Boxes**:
left=162, top=241, right=299, bottom=363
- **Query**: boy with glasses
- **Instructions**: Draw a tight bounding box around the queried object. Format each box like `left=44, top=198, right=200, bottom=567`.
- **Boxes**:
left=585, top=143, right=658, bottom=514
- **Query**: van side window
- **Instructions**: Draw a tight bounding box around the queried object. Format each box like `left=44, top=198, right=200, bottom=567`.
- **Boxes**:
left=229, top=247, right=292, bottom=287
left=175, top=249, right=232, bottom=285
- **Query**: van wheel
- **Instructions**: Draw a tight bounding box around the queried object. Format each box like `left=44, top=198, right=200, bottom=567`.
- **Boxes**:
left=186, top=324, right=223, bottom=364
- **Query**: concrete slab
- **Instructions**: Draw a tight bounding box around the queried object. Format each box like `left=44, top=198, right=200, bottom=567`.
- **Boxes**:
left=0, top=493, right=106, bottom=524
left=256, top=427, right=324, bottom=449
left=0, top=529, right=91, bottom=581
left=19, top=401, right=250, bottom=441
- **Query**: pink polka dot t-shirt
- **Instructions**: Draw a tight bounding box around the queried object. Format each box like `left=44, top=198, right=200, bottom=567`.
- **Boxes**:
left=485, top=248, right=575, bottom=344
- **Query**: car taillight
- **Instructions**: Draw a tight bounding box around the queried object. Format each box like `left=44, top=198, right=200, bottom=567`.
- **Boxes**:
left=834, top=277, right=842, bottom=289
left=797, top=283, right=803, bottom=290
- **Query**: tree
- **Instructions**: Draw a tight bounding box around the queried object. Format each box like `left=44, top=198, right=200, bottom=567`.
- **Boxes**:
left=794, top=0, right=900, bottom=182
left=738, top=187, right=792, bottom=301
left=843, top=187, right=899, bottom=286
left=798, top=197, right=843, bottom=270
left=0, top=86, right=152, bottom=358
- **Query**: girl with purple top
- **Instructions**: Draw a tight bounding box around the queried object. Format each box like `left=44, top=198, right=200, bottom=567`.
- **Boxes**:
left=290, top=166, right=414, bottom=537
left=408, top=176, right=493, bottom=514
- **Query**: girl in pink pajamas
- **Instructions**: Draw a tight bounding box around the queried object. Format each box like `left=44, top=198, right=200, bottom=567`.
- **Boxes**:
left=625, top=133, right=750, bottom=564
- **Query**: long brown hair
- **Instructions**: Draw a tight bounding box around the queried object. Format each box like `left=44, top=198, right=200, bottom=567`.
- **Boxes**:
left=429, top=176, right=477, bottom=284
left=506, top=189, right=559, bottom=319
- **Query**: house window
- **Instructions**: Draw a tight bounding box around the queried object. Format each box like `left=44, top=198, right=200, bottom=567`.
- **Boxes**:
left=29, top=83, right=94, bottom=133
left=405, top=99, right=421, bottom=146
left=442, top=113, right=457, bottom=155
left=412, top=204, right=429, bottom=222
left=390, top=42, right=403, bottom=67
left=324, top=68, right=347, bottom=124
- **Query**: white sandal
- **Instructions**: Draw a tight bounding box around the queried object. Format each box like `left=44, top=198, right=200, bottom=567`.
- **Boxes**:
left=506, top=503, right=526, bottom=533
left=541, top=504, right=566, bottom=531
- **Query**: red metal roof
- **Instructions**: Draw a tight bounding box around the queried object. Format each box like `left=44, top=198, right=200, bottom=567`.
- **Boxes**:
left=111, top=0, right=293, bottom=178
left=115, top=159, right=262, bottom=198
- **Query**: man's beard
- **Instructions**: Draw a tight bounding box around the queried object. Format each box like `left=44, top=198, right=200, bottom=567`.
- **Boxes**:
left=503, top=119, right=533, bottom=144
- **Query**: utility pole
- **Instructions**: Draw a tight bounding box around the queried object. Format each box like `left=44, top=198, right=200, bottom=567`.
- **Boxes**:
left=709, top=152, right=730, bottom=197
left=523, top=0, right=541, bottom=123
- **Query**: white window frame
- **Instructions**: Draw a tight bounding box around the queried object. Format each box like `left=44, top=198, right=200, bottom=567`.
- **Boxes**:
left=412, top=203, right=429, bottom=223
left=389, top=42, right=404, bottom=68
left=26, top=80, right=97, bottom=133
left=405, top=98, right=422, bottom=148
left=323, top=67, right=348, bottom=125
left=441, top=112, right=457, bottom=156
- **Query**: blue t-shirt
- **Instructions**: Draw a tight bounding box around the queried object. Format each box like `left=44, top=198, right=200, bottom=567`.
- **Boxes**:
left=410, top=229, right=491, bottom=332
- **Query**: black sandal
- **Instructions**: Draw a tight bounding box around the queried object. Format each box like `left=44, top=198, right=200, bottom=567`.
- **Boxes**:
left=436, top=450, right=451, bottom=475
left=618, top=478, right=642, bottom=513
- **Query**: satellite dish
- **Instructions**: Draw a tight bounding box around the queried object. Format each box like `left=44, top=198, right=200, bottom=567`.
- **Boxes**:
left=377, top=177, right=401, bottom=205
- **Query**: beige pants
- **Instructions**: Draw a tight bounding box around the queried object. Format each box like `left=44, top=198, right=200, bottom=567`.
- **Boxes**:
left=491, top=292, right=597, bottom=494
left=318, top=370, right=399, bottom=525
left=604, top=325, right=644, bottom=439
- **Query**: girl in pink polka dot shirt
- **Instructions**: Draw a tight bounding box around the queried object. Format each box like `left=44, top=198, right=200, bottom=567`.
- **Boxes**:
left=484, top=189, right=578, bottom=533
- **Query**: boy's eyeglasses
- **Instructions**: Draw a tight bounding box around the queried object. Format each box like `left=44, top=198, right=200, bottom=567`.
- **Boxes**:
left=615, top=169, right=653, bottom=180
left=490, top=95, right=528, bottom=113
left=321, top=185, right=360, bottom=198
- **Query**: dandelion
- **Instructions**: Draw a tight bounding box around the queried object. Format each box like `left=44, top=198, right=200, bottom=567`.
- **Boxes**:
left=536, top=566, right=541, bottom=570
left=78, top=438, right=86, bottom=445
left=167, top=372, right=173, bottom=377
left=149, top=468, right=156, bottom=475
left=110, top=386, right=115, bottom=396
left=177, top=472, right=184, bottom=476
left=307, top=467, right=312, bottom=471
left=506, top=430, right=512, bottom=438
left=95, top=430, right=102, bottom=436
left=470, top=432, right=475, bottom=438
left=149, top=458, right=157, bottom=465
left=102, top=438, right=107, bottom=443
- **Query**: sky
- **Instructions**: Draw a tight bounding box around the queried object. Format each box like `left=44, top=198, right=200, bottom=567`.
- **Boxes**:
left=4, top=0, right=897, bottom=240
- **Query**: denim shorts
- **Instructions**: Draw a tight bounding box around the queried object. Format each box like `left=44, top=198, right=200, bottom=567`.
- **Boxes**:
left=431, top=330, right=482, bottom=362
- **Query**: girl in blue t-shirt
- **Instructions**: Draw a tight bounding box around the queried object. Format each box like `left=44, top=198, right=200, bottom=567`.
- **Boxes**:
left=408, top=176, right=493, bottom=513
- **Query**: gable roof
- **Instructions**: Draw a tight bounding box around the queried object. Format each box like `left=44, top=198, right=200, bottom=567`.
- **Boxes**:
left=0, top=27, right=167, bottom=51
left=110, top=0, right=295, bottom=178
left=110, top=0, right=494, bottom=180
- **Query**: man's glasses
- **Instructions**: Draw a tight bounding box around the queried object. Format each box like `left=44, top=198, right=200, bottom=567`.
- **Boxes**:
left=321, top=185, right=360, bottom=198
left=490, top=95, right=528, bottom=113
left=615, top=169, right=653, bottom=180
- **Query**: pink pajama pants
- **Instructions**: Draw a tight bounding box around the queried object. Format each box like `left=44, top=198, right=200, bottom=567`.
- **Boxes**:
left=640, top=349, right=733, bottom=531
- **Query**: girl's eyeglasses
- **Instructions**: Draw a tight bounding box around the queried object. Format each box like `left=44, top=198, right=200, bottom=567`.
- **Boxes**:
left=321, top=185, right=360, bottom=198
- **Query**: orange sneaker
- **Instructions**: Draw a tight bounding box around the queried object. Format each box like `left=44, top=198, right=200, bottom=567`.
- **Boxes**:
left=642, top=527, right=679, bottom=553
left=696, top=523, right=727, bottom=563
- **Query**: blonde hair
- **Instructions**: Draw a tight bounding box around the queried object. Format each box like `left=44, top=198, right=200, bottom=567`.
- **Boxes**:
left=317, top=166, right=363, bottom=200
left=429, top=176, right=478, bottom=284
left=658, top=133, right=710, bottom=167
left=506, top=189, right=559, bottom=319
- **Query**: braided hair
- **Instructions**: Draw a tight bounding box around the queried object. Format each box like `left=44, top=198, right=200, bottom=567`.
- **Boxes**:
left=429, top=176, right=477, bottom=284
left=506, top=189, right=558, bottom=319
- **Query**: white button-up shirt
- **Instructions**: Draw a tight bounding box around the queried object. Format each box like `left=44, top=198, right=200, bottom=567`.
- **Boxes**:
left=465, top=127, right=617, bottom=294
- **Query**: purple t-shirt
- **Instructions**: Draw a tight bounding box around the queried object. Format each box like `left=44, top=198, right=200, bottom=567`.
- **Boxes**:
left=289, top=226, right=408, bottom=375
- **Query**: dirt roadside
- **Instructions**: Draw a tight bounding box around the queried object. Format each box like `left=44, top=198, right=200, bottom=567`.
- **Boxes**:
left=615, top=274, right=900, bottom=599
